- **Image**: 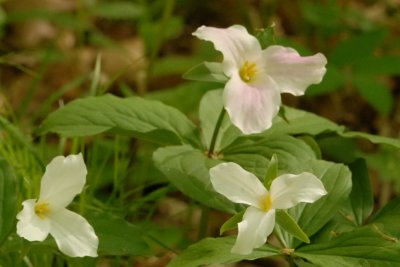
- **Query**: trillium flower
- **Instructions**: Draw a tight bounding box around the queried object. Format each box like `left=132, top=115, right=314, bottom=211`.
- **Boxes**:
left=193, top=25, right=327, bottom=134
left=210, top=162, right=327, bottom=255
left=16, top=154, right=98, bottom=257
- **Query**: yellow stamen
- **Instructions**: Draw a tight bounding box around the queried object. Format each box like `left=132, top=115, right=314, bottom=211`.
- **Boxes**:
left=35, top=202, right=50, bottom=219
left=260, top=195, right=272, bottom=212
left=239, top=61, right=257, bottom=83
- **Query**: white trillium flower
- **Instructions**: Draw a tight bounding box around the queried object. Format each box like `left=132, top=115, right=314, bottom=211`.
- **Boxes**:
left=193, top=25, right=328, bottom=134
left=210, top=162, right=327, bottom=255
left=16, top=154, right=99, bottom=257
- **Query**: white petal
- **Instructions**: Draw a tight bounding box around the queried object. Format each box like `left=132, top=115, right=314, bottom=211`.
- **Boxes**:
left=231, top=207, right=275, bottom=255
left=270, top=172, right=327, bottom=210
left=262, top=45, right=327, bottom=96
left=193, top=25, right=261, bottom=76
left=210, top=162, right=267, bottom=208
left=38, top=154, right=87, bottom=210
left=16, top=199, right=50, bottom=241
left=223, top=72, right=281, bottom=134
left=49, top=209, right=98, bottom=257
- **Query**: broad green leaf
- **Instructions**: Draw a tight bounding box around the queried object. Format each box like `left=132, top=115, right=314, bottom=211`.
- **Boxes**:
left=276, top=210, right=310, bottom=244
left=296, top=226, right=400, bottom=267
left=301, top=1, right=341, bottom=31
left=266, top=107, right=346, bottom=137
left=343, top=159, right=373, bottom=226
left=298, top=135, right=322, bottom=159
left=354, top=75, right=393, bottom=115
left=152, top=56, right=204, bottom=77
left=330, top=30, right=386, bottom=66
left=353, top=56, right=400, bottom=75
left=280, top=160, right=352, bottom=247
left=183, top=62, right=227, bottom=83
left=146, top=82, right=212, bottom=115
left=306, top=65, right=345, bottom=96
left=86, top=212, right=151, bottom=256
left=38, top=94, right=199, bottom=146
left=139, top=17, right=183, bottom=56
left=255, top=24, right=276, bottom=49
left=153, top=145, right=238, bottom=213
left=0, top=159, right=17, bottom=244
left=263, top=154, right=278, bottom=188
left=363, top=145, right=400, bottom=192
left=266, top=107, right=400, bottom=149
left=199, top=89, right=241, bottom=152
left=168, top=237, right=280, bottom=267
left=339, top=131, right=400, bottom=149
left=223, top=134, right=317, bottom=174
left=370, top=196, right=400, bottom=236
left=220, top=211, right=244, bottom=235
left=223, top=153, right=270, bottom=181
left=317, top=136, right=360, bottom=164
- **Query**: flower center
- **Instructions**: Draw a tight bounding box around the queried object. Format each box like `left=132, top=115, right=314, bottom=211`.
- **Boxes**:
left=260, top=195, right=272, bottom=212
left=239, top=61, right=257, bottom=83
left=34, top=202, right=50, bottom=219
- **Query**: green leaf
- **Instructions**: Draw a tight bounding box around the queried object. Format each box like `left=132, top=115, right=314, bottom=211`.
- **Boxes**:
left=278, top=160, right=352, bottom=247
left=220, top=211, right=244, bottom=235
left=339, top=131, right=400, bottom=149
left=146, top=82, right=212, bottom=115
left=276, top=210, right=310, bottom=244
left=330, top=30, right=386, bottom=66
left=263, top=154, right=278, bottom=188
left=370, top=196, right=400, bottom=236
left=183, top=62, right=227, bottom=83
left=266, top=107, right=346, bottom=137
left=0, top=159, right=17, bottom=244
left=306, top=65, right=344, bottom=96
left=266, top=107, right=400, bottom=149
left=298, top=135, right=322, bottom=159
left=199, top=89, right=241, bottom=152
left=168, top=237, right=280, bottom=267
left=344, top=159, right=373, bottom=226
left=353, top=56, right=400, bottom=75
left=86, top=212, right=151, bottom=256
left=317, top=136, right=360, bottom=164
left=223, top=134, right=317, bottom=175
left=153, top=145, right=238, bottom=213
left=152, top=56, right=204, bottom=77
left=38, top=94, right=199, bottom=146
left=91, top=1, right=144, bottom=20
left=354, top=75, right=393, bottom=115
left=223, top=153, right=270, bottom=181
left=296, top=226, right=400, bottom=267
left=255, top=24, right=276, bottom=49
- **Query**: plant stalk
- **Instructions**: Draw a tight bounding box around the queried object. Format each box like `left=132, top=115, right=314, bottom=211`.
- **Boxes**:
left=207, top=108, right=226, bottom=157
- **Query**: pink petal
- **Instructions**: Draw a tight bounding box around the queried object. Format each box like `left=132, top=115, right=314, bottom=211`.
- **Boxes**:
left=193, top=25, right=261, bottom=76
left=223, top=72, right=281, bottom=134
left=262, top=45, right=327, bottom=96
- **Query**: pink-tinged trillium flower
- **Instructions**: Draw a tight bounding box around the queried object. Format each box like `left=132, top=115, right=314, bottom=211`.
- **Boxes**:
left=193, top=25, right=327, bottom=134
left=210, top=162, right=327, bottom=255
left=16, top=154, right=98, bottom=257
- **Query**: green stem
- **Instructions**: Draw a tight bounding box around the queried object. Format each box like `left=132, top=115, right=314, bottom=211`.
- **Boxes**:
left=287, top=256, right=296, bottom=267
left=198, top=206, right=209, bottom=241
left=208, top=108, right=226, bottom=157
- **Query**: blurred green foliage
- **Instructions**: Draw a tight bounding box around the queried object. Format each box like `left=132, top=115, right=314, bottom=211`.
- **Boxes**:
left=0, top=0, right=399, bottom=265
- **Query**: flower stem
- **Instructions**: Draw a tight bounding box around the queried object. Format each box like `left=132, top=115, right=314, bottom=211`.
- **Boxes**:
left=198, top=206, right=209, bottom=240
left=208, top=108, right=226, bottom=157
